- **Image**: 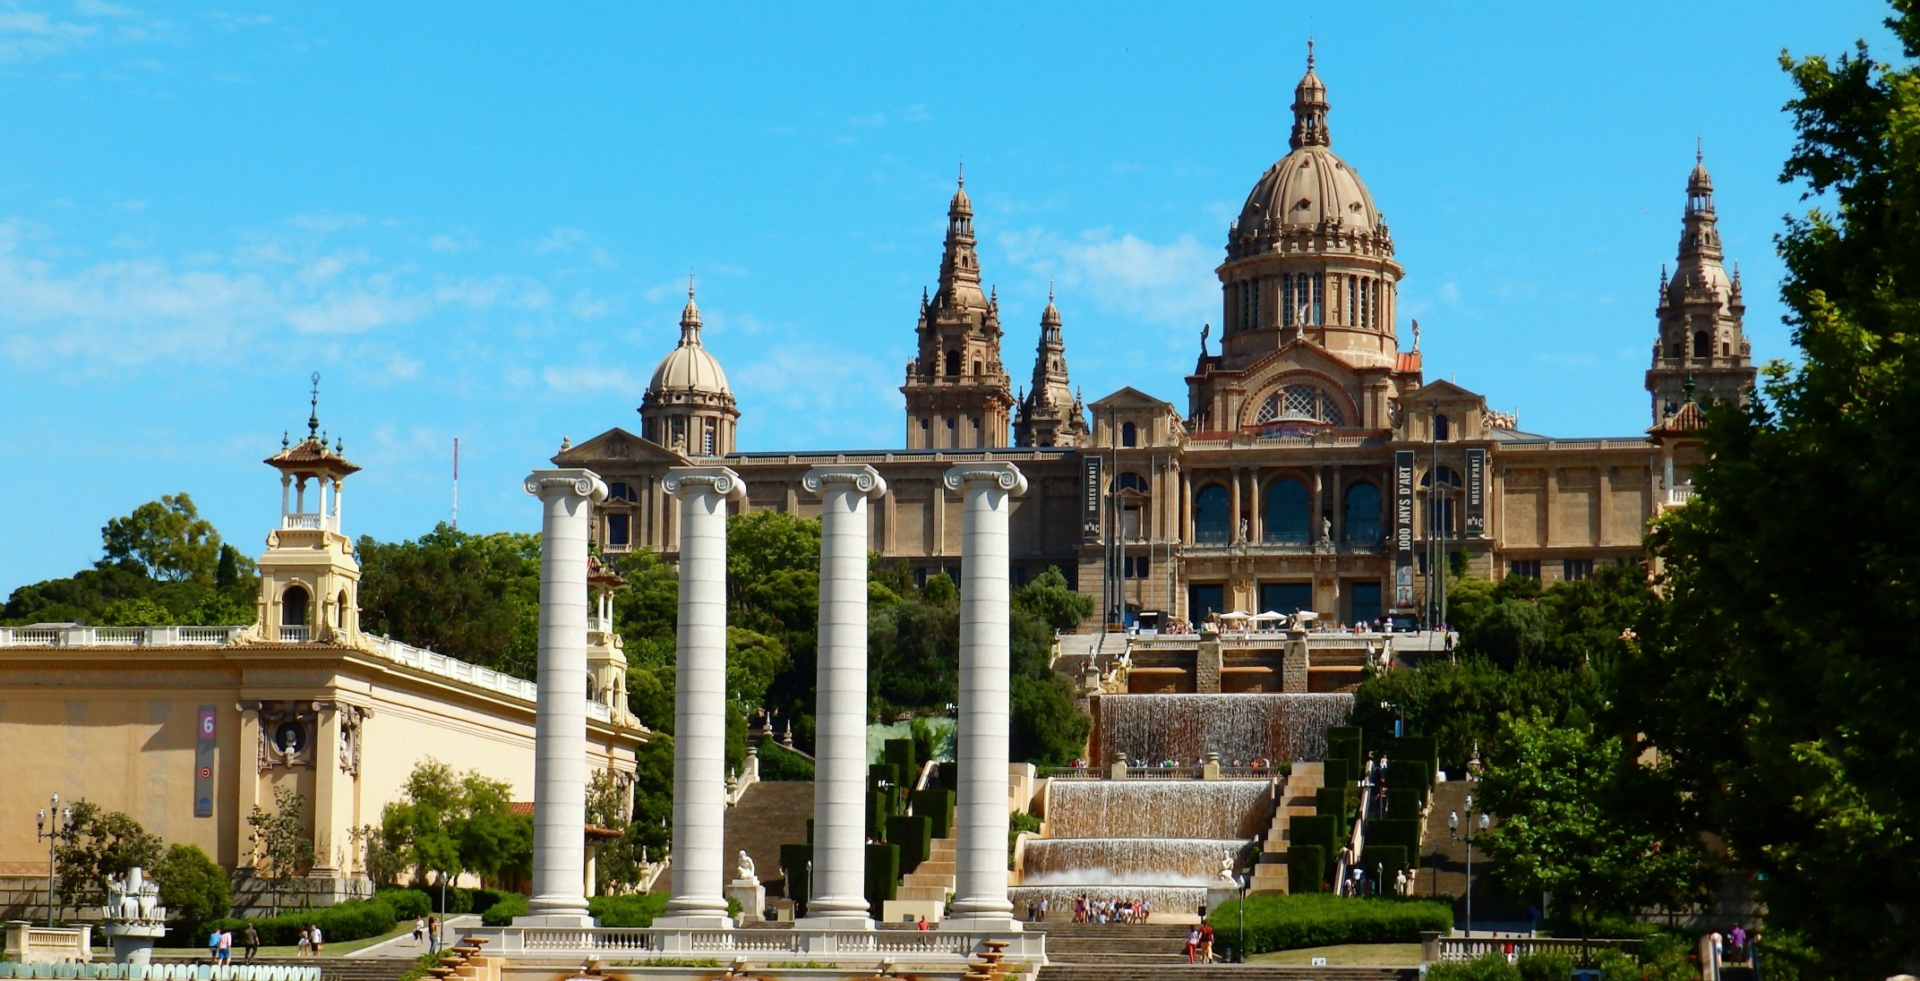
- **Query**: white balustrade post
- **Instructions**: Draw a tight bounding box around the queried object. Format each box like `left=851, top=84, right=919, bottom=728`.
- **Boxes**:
left=519, top=468, right=608, bottom=927
left=798, top=465, right=888, bottom=931
left=655, top=466, right=748, bottom=930
left=941, top=462, right=1028, bottom=933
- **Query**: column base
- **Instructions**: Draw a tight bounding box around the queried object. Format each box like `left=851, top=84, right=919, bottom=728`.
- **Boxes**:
left=512, top=913, right=597, bottom=928
left=938, top=914, right=1024, bottom=934
left=650, top=913, right=737, bottom=931
left=795, top=914, right=875, bottom=932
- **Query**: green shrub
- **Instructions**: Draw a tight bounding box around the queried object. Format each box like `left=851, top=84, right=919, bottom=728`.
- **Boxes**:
left=935, top=761, right=957, bottom=791
left=1386, top=788, right=1423, bottom=820
left=1207, top=893, right=1452, bottom=954
left=909, top=789, right=954, bottom=839
left=375, top=888, right=433, bottom=920
left=779, top=843, right=812, bottom=909
left=868, top=762, right=900, bottom=789
left=755, top=740, right=814, bottom=781
left=866, top=790, right=891, bottom=838
left=863, top=843, right=899, bottom=913
left=1359, top=844, right=1408, bottom=884
left=154, top=844, right=231, bottom=937
left=1367, top=818, right=1421, bottom=852
left=1515, top=950, right=1576, bottom=980
left=1287, top=845, right=1325, bottom=894
left=886, top=815, right=932, bottom=875
left=588, top=893, right=668, bottom=927
left=1315, top=786, right=1352, bottom=821
left=479, top=893, right=528, bottom=926
left=1289, top=815, right=1340, bottom=867
left=1322, top=757, right=1352, bottom=787
left=883, top=738, right=917, bottom=787
left=469, top=888, right=511, bottom=916
left=207, top=897, right=396, bottom=945
left=1425, top=953, right=1521, bottom=981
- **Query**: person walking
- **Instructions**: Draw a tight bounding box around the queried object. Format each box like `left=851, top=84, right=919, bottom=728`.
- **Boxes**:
left=206, top=926, right=222, bottom=965
left=1185, top=927, right=1200, bottom=964
left=310, top=923, right=323, bottom=956
left=242, top=923, right=259, bottom=963
left=427, top=916, right=440, bottom=953
left=217, top=928, right=232, bottom=965
left=1038, top=896, right=1049, bottom=921
left=297, top=925, right=311, bottom=956
left=1728, top=923, right=1747, bottom=964
left=1198, top=922, right=1215, bottom=964
left=413, top=915, right=426, bottom=947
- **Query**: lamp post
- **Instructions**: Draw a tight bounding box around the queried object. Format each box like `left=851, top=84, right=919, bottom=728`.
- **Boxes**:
left=35, top=794, right=70, bottom=927
left=1236, top=872, right=1249, bottom=963
left=436, top=870, right=449, bottom=952
left=1449, top=795, right=1492, bottom=937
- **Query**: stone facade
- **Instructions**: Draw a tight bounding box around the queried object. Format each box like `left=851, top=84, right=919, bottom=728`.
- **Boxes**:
left=566, top=49, right=1751, bottom=628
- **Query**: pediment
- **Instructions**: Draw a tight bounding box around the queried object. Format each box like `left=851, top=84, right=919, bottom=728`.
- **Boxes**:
left=555, top=427, right=688, bottom=467
left=1404, top=378, right=1485, bottom=404
left=1088, top=386, right=1175, bottom=410
left=1237, top=338, right=1364, bottom=392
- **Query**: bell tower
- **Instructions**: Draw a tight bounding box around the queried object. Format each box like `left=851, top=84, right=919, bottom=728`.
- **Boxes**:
left=901, top=170, right=1015, bottom=449
left=254, top=374, right=364, bottom=645
left=1646, top=148, right=1755, bottom=422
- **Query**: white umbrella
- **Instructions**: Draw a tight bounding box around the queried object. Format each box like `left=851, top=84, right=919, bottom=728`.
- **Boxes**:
left=1252, top=610, right=1286, bottom=621
left=1218, top=611, right=1252, bottom=620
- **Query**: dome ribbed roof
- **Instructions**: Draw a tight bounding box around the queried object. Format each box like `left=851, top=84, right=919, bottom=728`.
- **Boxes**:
left=1236, top=145, right=1382, bottom=237
left=647, top=287, right=732, bottom=397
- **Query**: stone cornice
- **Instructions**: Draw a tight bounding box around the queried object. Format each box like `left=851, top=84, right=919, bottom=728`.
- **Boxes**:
left=942, top=462, right=1029, bottom=497
left=800, top=465, right=888, bottom=498
left=524, top=468, right=610, bottom=504
left=664, top=465, right=748, bottom=502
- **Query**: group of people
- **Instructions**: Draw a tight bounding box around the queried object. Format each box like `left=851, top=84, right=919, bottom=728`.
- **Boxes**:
left=1183, top=923, right=1218, bottom=963
left=203, top=925, right=258, bottom=964
left=411, top=915, right=444, bottom=951
left=1707, top=922, right=1759, bottom=978
left=1061, top=895, right=1152, bottom=924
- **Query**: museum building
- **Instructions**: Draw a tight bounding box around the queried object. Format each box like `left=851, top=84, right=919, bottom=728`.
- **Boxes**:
left=561, top=52, right=1751, bottom=628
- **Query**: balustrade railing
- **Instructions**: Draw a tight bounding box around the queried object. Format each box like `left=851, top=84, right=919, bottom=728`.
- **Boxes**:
left=277, top=625, right=312, bottom=642
left=0, top=625, right=246, bottom=647
left=1424, top=932, right=1642, bottom=963
left=281, top=513, right=324, bottom=530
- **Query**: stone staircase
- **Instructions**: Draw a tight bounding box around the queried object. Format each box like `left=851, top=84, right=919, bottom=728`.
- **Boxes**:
left=1250, top=761, right=1324, bottom=894
left=897, top=834, right=957, bottom=902
left=721, top=780, right=813, bottom=897
left=154, top=957, right=416, bottom=981
left=1038, top=967, right=1413, bottom=981
left=1029, top=923, right=1414, bottom=979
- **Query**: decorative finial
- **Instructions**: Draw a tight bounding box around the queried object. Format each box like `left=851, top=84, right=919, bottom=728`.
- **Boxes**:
left=957, top=161, right=964, bottom=188
left=1200, top=322, right=1211, bottom=354
left=1696, top=135, right=1703, bottom=165
left=282, top=430, right=289, bottom=449
left=308, top=371, right=321, bottom=440
left=1683, top=372, right=1697, bottom=401
left=1412, top=319, right=1422, bottom=352
left=1307, top=37, right=1315, bottom=70
left=561, top=436, right=572, bottom=451
left=335, top=437, right=343, bottom=455
left=1048, top=279, right=1055, bottom=303
left=688, top=272, right=695, bottom=299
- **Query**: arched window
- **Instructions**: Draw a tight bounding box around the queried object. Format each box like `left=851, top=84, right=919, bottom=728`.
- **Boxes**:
left=1421, top=466, right=1464, bottom=538
left=1121, top=421, right=1137, bottom=447
left=945, top=350, right=961, bottom=376
left=1343, top=481, right=1382, bottom=545
left=1282, top=275, right=1295, bottom=326
left=607, top=482, right=639, bottom=503
left=1254, top=384, right=1345, bottom=426
left=1262, top=479, right=1311, bottom=544
left=1693, top=331, right=1710, bottom=358
left=973, top=360, right=983, bottom=376
left=281, top=585, right=309, bottom=627
left=1434, top=414, right=1450, bottom=441
left=1194, top=484, right=1232, bottom=544
left=1117, top=471, right=1150, bottom=494
left=337, top=590, right=349, bottom=628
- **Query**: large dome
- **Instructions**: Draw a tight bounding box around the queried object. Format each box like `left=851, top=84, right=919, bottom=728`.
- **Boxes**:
left=1236, top=145, right=1382, bottom=238
left=647, top=290, right=732, bottom=398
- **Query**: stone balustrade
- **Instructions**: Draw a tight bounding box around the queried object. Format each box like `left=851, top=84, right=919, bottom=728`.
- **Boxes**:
left=1421, top=931, right=1642, bottom=963
left=0, top=626, right=244, bottom=647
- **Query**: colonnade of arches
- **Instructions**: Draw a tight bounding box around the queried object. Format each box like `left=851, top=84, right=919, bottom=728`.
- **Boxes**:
left=1189, top=475, right=1384, bottom=546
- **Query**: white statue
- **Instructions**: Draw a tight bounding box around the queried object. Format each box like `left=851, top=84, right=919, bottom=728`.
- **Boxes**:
left=736, top=849, right=757, bottom=883
left=1218, top=856, right=1236, bottom=882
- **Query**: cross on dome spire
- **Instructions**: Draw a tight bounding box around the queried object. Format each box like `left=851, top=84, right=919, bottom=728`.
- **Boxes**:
left=680, top=275, right=704, bottom=345
left=1289, top=40, right=1331, bottom=150
left=307, top=371, right=321, bottom=440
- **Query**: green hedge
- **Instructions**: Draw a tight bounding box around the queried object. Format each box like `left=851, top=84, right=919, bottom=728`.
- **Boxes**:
left=864, top=843, right=899, bottom=914
left=1322, top=756, right=1352, bottom=787
left=478, top=893, right=665, bottom=928
left=886, top=814, right=932, bottom=875
left=1207, top=893, right=1452, bottom=954
left=1315, top=786, right=1353, bottom=822
left=480, top=893, right=527, bottom=926
left=935, top=761, right=957, bottom=791
left=779, top=843, right=813, bottom=908
left=208, top=897, right=396, bottom=945
left=1286, top=846, right=1325, bottom=894
left=375, top=888, right=432, bottom=920
left=909, top=789, right=955, bottom=839
left=1367, top=818, right=1421, bottom=853
left=883, top=738, right=917, bottom=787
left=1386, top=788, right=1423, bottom=820
left=867, top=790, right=892, bottom=838
left=1359, top=844, right=1408, bottom=884
left=756, top=739, right=814, bottom=781
left=1289, top=814, right=1340, bottom=870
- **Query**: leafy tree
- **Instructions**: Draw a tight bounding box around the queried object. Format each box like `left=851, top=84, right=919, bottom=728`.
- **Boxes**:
left=378, top=759, right=531, bottom=889
left=1619, top=4, right=1920, bottom=972
left=1011, top=567, right=1094, bottom=632
left=247, top=787, right=314, bottom=913
left=100, top=494, right=223, bottom=584
left=52, top=801, right=163, bottom=915
left=1477, top=715, right=1711, bottom=948
left=628, top=736, right=674, bottom=862
left=355, top=525, right=542, bottom=678
left=153, top=843, right=232, bottom=934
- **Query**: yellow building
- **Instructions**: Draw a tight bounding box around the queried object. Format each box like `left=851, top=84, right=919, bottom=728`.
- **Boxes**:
left=565, top=52, right=1747, bottom=628
left=0, top=407, right=648, bottom=914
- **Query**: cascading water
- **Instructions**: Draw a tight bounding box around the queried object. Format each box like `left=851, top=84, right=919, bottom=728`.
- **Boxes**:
left=1045, top=781, right=1273, bottom=840
left=1097, top=693, right=1352, bottom=764
left=1011, top=693, right=1351, bottom=919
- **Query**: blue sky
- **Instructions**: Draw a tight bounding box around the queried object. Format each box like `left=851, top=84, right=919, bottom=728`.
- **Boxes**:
left=0, top=1, right=1897, bottom=593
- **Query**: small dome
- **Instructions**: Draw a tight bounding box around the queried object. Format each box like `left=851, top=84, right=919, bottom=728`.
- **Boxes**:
left=1236, top=145, right=1382, bottom=237
left=647, top=286, right=732, bottom=397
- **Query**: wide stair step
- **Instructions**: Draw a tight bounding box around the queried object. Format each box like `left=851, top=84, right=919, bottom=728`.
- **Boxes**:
left=721, top=779, right=814, bottom=898
left=1038, top=968, right=1413, bottom=981
left=153, top=956, right=417, bottom=981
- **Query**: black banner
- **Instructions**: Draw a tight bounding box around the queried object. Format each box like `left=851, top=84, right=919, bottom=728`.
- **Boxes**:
left=1082, top=456, right=1103, bottom=542
left=195, top=705, right=216, bottom=818
left=1394, top=450, right=1415, bottom=607
left=1465, top=448, right=1486, bottom=538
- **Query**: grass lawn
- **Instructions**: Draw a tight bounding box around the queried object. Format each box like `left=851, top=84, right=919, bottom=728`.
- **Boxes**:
left=157, top=921, right=426, bottom=960
left=1248, top=943, right=1422, bottom=966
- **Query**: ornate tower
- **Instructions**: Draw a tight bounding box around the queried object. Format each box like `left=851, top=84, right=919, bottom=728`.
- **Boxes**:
left=254, top=375, right=363, bottom=645
left=641, top=282, right=739, bottom=456
left=902, top=173, right=1015, bottom=449
left=1014, top=287, right=1089, bottom=447
left=1646, top=150, right=1754, bottom=423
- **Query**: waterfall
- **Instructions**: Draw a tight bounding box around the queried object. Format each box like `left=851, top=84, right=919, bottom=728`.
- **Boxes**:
left=1046, top=781, right=1272, bottom=839
left=1023, top=838, right=1245, bottom=886
left=1010, top=884, right=1210, bottom=915
left=1098, top=693, right=1352, bottom=764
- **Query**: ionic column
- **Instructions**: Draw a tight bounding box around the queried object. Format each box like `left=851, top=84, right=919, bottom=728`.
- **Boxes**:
left=1230, top=466, right=1244, bottom=544
left=799, top=466, right=888, bottom=931
left=655, top=466, right=747, bottom=930
left=941, top=463, right=1029, bottom=934
left=520, top=468, right=609, bottom=927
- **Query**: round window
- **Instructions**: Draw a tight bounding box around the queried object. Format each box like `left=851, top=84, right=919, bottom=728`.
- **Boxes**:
left=273, top=721, right=306, bottom=756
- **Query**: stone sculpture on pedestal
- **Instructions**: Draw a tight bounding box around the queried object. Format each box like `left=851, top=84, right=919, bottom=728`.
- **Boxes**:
left=100, top=867, right=166, bottom=964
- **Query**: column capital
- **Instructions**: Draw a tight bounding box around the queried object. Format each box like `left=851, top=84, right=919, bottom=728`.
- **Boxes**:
left=524, top=468, right=609, bottom=504
left=942, top=462, right=1028, bottom=497
left=801, top=464, right=888, bottom=499
left=664, top=466, right=748, bottom=502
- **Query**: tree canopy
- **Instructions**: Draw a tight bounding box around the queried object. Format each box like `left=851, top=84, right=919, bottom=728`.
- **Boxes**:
left=3, top=494, right=257, bottom=627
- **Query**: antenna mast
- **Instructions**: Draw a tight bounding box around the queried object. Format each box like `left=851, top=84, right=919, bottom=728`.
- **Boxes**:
left=452, top=437, right=460, bottom=531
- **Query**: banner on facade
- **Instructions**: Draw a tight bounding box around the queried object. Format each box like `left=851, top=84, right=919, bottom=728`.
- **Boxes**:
left=195, top=705, right=216, bottom=817
left=1082, top=456, right=1103, bottom=542
left=1465, top=447, right=1487, bottom=538
left=1394, top=450, right=1415, bottom=607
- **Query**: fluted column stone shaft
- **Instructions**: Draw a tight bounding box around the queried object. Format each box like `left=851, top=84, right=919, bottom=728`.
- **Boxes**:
left=941, top=463, right=1028, bottom=933
left=521, top=468, right=608, bottom=926
left=799, top=466, right=888, bottom=930
left=657, top=466, right=747, bottom=929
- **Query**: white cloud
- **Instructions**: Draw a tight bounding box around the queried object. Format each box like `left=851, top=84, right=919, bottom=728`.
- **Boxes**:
left=0, top=7, right=96, bottom=61
left=732, top=343, right=901, bottom=445
left=568, top=288, right=611, bottom=320
left=532, top=226, right=616, bottom=269
left=429, top=231, right=476, bottom=253
left=542, top=364, right=640, bottom=395
left=999, top=226, right=1217, bottom=328
left=289, top=212, right=366, bottom=233
left=284, top=290, right=431, bottom=335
